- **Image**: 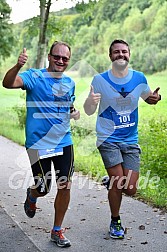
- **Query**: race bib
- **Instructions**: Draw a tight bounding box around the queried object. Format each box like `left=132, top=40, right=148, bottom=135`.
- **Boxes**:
left=112, top=111, right=135, bottom=129
left=38, top=148, right=63, bottom=159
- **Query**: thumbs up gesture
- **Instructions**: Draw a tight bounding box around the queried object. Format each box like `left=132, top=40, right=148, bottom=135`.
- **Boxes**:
left=146, top=87, right=161, bottom=104
left=17, top=48, right=28, bottom=67
left=84, top=85, right=101, bottom=115
left=151, top=87, right=161, bottom=102
left=88, top=85, right=101, bottom=105
left=153, top=87, right=160, bottom=96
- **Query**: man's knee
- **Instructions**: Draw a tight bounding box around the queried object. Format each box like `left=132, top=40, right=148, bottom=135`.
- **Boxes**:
left=57, top=181, right=72, bottom=190
left=124, top=186, right=137, bottom=196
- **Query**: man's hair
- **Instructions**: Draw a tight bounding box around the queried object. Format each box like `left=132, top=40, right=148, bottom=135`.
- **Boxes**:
left=49, top=41, right=71, bottom=55
left=109, top=39, right=130, bottom=55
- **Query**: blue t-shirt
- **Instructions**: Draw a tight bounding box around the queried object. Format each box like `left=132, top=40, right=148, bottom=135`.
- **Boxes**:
left=19, top=68, right=75, bottom=149
left=91, top=69, right=150, bottom=145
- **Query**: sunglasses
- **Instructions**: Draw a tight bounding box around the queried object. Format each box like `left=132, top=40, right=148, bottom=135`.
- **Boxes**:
left=50, top=54, right=70, bottom=63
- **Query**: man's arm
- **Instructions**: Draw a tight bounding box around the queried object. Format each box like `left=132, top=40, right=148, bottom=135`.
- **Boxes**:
left=145, top=87, right=161, bottom=105
left=83, top=85, right=101, bottom=115
left=2, top=48, right=28, bottom=89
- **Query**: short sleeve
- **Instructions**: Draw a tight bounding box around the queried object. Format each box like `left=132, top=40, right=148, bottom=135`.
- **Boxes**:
left=19, top=69, right=42, bottom=90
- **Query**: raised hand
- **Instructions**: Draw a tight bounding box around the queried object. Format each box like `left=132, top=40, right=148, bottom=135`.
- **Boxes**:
left=83, top=85, right=101, bottom=115
left=153, top=87, right=160, bottom=96
left=88, top=85, right=101, bottom=105
left=18, top=48, right=28, bottom=67
left=146, top=87, right=161, bottom=104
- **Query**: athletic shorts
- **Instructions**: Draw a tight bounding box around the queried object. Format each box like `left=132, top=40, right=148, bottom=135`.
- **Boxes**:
left=98, top=142, right=141, bottom=172
left=26, top=145, right=74, bottom=194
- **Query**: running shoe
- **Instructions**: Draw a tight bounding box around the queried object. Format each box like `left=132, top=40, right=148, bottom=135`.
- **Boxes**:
left=51, top=229, right=71, bottom=247
left=24, top=187, right=37, bottom=218
left=102, top=175, right=110, bottom=190
left=109, top=219, right=124, bottom=239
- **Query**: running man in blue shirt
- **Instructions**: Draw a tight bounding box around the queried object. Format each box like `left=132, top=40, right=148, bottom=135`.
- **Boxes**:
left=3, top=41, right=80, bottom=247
left=84, top=39, right=161, bottom=239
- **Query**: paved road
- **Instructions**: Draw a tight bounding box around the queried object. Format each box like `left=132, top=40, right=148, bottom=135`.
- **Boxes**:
left=0, top=136, right=166, bottom=252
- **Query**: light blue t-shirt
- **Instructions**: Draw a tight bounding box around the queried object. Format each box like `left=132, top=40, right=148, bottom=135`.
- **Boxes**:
left=91, top=69, right=150, bottom=146
left=19, top=68, right=75, bottom=149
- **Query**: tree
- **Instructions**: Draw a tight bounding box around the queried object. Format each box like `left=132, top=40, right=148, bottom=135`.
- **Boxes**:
left=93, top=0, right=125, bottom=26
left=36, top=0, right=51, bottom=68
left=0, top=0, right=14, bottom=62
left=6, top=0, right=96, bottom=68
left=36, top=0, right=96, bottom=68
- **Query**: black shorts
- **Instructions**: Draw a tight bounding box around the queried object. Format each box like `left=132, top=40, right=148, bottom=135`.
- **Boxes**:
left=26, top=145, right=74, bottom=194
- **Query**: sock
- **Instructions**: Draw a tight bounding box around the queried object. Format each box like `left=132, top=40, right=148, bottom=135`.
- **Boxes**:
left=53, top=226, right=61, bottom=232
left=29, top=194, right=37, bottom=203
left=111, top=215, right=120, bottom=222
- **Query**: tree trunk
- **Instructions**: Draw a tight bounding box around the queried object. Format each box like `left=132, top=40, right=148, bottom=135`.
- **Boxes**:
left=36, top=0, right=52, bottom=68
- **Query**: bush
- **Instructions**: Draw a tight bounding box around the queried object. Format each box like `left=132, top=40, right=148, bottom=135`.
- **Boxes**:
left=13, top=104, right=26, bottom=129
left=13, top=93, right=26, bottom=129
left=139, top=117, right=167, bottom=179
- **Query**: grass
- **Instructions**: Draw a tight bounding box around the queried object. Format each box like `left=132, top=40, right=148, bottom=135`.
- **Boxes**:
left=0, top=109, right=25, bottom=145
left=0, top=87, right=23, bottom=108
left=0, top=70, right=167, bottom=210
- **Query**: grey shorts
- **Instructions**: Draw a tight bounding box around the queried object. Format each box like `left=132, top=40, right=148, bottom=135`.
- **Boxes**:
left=98, top=142, right=141, bottom=172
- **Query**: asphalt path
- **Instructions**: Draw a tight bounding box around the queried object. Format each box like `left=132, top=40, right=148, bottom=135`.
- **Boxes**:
left=0, top=136, right=166, bottom=252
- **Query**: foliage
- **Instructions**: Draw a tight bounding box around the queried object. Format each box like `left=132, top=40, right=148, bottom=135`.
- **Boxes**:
left=86, top=53, right=109, bottom=73
left=139, top=117, right=167, bottom=179
left=128, top=0, right=152, bottom=12
left=123, top=8, right=145, bottom=34
left=2, top=0, right=167, bottom=75
left=13, top=93, right=26, bottom=129
left=0, top=0, right=14, bottom=62
left=71, top=0, right=167, bottom=75
left=48, top=14, right=76, bottom=47
left=74, top=0, right=97, bottom=30
left=93, top=0, right=125, bottom=24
